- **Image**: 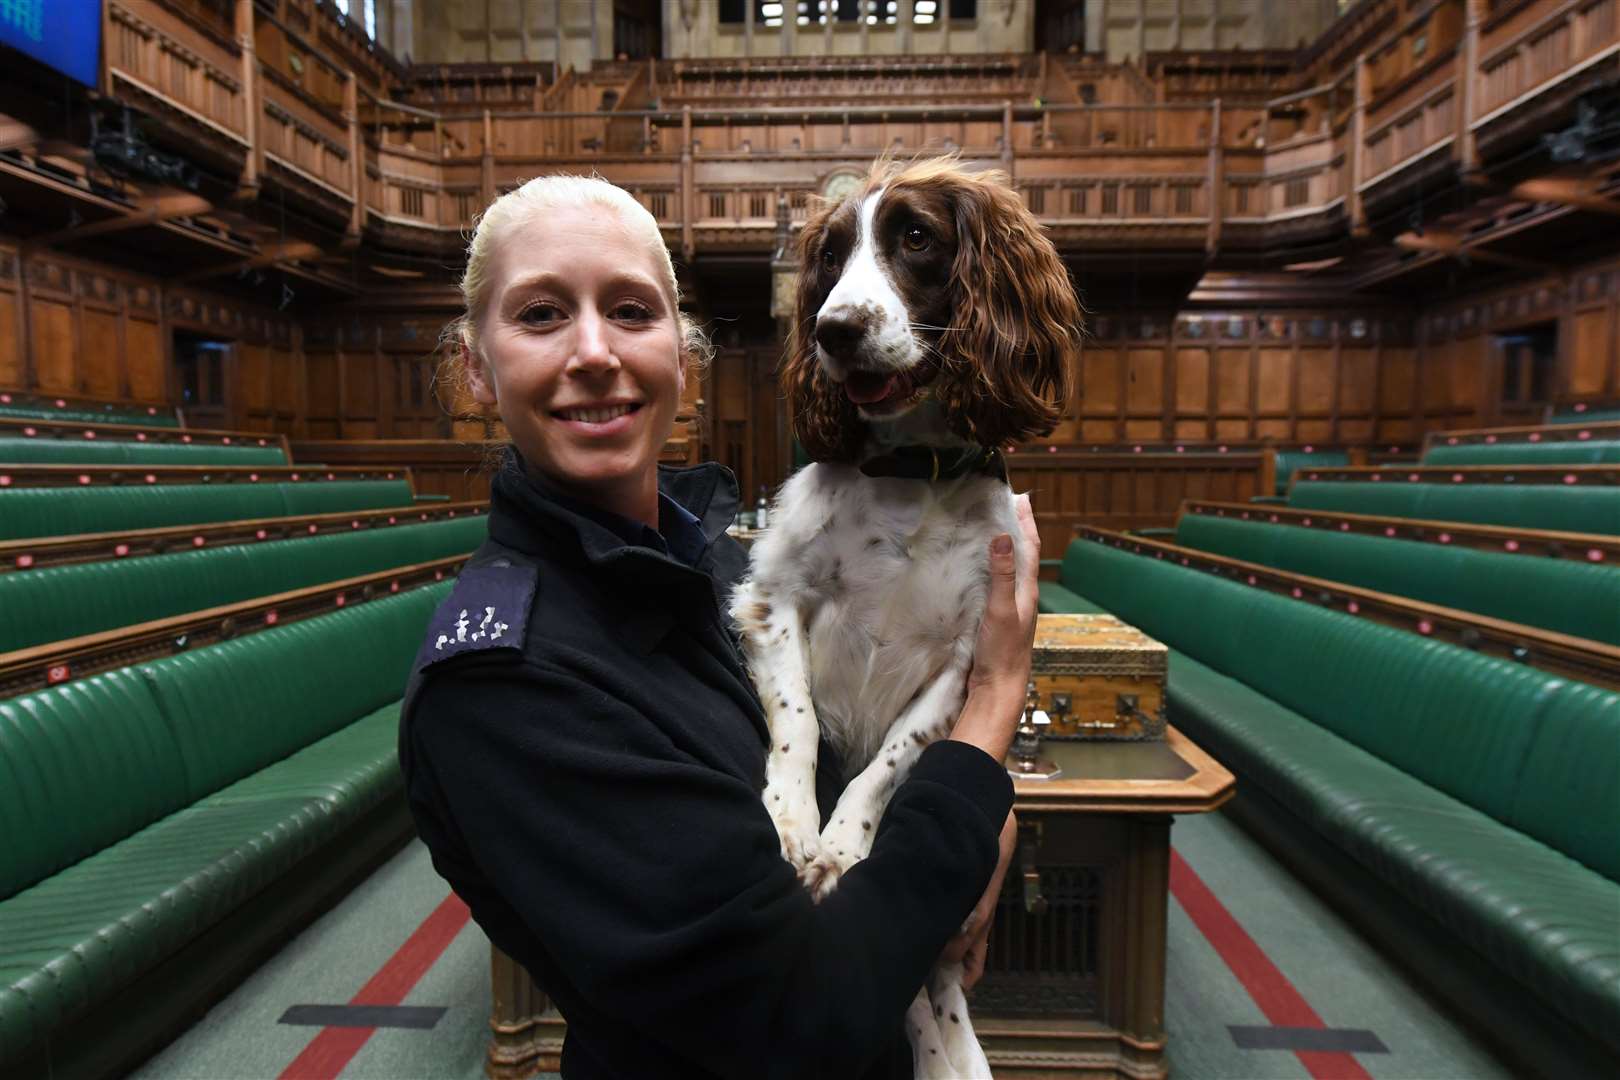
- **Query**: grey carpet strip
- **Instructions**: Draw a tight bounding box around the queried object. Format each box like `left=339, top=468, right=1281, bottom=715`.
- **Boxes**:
left=1228, top=1025, right=1389, bottom=1053
left=278, top=1004, right=447, bottom=1029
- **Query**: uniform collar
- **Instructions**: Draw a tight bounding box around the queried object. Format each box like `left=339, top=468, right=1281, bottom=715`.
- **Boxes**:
left=487, top=448, right=739, bottom=574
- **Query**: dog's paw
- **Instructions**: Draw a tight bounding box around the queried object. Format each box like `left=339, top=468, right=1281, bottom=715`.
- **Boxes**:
left=768, top=809, right=823, bottom=874
left=801, top=847, right=859, bottom=903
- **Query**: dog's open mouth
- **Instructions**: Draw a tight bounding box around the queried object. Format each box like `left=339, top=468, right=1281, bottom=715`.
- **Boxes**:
left=843, top=362, right=936, bottom=410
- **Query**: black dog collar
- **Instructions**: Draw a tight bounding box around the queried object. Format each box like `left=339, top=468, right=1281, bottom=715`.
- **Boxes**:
left=858, top=445, right=1007, bottom=483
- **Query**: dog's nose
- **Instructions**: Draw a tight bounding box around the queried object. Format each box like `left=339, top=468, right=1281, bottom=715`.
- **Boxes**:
left=814, top=310, right=869, bottom=360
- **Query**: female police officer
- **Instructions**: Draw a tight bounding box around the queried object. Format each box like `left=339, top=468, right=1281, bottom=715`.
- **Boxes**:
left=398, top=175, right=1039, bottom=1079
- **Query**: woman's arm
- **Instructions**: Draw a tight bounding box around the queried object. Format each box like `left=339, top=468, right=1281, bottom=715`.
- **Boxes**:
left=404, top=657, right=1013, bottom=1080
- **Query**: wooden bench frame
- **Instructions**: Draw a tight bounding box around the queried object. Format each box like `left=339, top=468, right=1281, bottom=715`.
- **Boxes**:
left=1286, top=463, right=1620, bottom=490
left=1175, top=500, right=1620, bottom=564
left=1425, top=420, right=1620, bottom=451
left=0, top=555, right=467, bottom=697
left=0, top=501, right=489, bottom=573
left=0, top=388, right=182, bottom=426
left=0, top=417, right=292, bottom=458
left=1075, top=526, right=1620, bottom=693
left=0, top=463, right=410, bottom=488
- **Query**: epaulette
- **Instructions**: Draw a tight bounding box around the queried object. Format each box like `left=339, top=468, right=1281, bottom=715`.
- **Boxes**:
left=415, top=556, right=538, bottom=673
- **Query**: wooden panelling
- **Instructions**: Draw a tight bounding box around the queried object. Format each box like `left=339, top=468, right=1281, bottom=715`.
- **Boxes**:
left=1215, top=348, right=1250, bottom=414
left=1340, top=347, right=1377, bottom=414
left=81, top=310, right=123, bottom=399
left=1126, top=349, right=1163, bottom=414
left=1256, top=348, right=1291, bottom=413
left=1081, top=347, right=1121, bottom=416
left=0, top=290, right=21, bottom=386
left=1008, top=451, right=1264, bottom=542
left=1174, top=348, right=1209, bottom=414
left=344, top=352, right=379, bottom=416
left=1380, top=347, right=1417, bottom=412
left=1572, top=308, right=1612, bottom=395
left=1298, top=348, right=1335, bottom=415
left=240, top=344, right=272, bottom=413
left=31, top=300, right=76, bottom=392
left=126, top=320, right=166, bottom=402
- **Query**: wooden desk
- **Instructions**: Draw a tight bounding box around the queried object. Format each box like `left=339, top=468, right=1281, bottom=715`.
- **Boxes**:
left=977, top=726, right=1234, bottom=1078
left=485, top=727, right=1233, bottom=1079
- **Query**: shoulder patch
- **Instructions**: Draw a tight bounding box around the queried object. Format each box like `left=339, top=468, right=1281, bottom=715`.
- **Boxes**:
left=415, top=560, right=538, bottom=672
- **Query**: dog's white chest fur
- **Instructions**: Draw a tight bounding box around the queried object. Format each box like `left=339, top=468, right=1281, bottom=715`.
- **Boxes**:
left=763, top=467, right=1014, bottom=773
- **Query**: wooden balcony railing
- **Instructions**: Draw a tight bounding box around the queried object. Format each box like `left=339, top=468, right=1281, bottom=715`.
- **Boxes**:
left=86, top=0, right=1620, bottom=264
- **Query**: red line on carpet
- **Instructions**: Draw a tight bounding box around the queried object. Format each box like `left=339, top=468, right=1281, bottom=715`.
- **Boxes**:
left=1169, top=848, right=1373, bottom=1080
left=278, top=892, right=471, bottom=1080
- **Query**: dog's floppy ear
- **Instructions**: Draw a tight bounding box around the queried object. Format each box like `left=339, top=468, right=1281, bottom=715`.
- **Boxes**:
left=783, top=199, right=866, bottom=463
left=933, top=172, right=1080, bottom=448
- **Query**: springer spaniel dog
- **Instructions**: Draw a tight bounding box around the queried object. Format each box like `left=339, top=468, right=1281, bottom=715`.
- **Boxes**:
left=730, top=158, right=1081, bottom=1078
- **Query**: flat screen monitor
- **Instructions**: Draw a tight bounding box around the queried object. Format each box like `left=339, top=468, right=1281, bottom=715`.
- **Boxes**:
left=0, top=0, right=102, bottom=88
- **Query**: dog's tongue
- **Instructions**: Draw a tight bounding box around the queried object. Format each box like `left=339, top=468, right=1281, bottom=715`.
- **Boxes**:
left=845, top=371, right=900, bottom=405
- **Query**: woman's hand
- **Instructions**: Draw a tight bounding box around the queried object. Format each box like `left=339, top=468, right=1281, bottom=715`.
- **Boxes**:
left=941, top=809, right=1017, bottom=990
left=950, top=492, right=1042, bottom=764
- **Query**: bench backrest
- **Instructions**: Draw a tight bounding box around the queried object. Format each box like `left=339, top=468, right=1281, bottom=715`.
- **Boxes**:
left=0, top=403, right=179, bottom=428
left=0, top=437, right=287, bottom=467
left=0, top=516, right=487, bottom=652
left=1174, top=515, right=1620, bottom=645
left=1288, top=480, right=1620, bottom=535
left=1422, top=441, right=1620, bottom=467
left=0, top=479, right=416, bottom=541
left=0, top=581, right=450, bottom=902
left=1061, top=539, right=1620, bottom=882
left=1273, top=450, right=1349, bottom=494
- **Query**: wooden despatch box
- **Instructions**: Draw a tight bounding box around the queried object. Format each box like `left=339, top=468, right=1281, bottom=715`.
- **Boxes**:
left=1031, top=614, right=1168, bottom=741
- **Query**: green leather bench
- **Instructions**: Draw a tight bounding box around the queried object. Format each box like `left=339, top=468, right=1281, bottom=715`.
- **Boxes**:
left=1421, top=441, right=1620, bottom=466
left=0, top=515, right=486, bottom=653
left=0, top=437, right=287, bottom=467
left=1040, top=537, right=1620, bottom=1076
left=0, top=580, right=450, bottom=1080
left=1172, top=513, right=1620, bottom=645
left=0, top=402, right=180, bottom=428
left=1548, top=408, right=1620, bottom=425
left=1287, top=479, right=1620, bottom=535
left=0, top=478, right=417, bottom=542
left=1271, top=450, right=1349, bottom=494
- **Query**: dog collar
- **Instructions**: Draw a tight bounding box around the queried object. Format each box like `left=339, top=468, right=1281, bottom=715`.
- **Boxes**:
left=858, top=445, right=1007, bottom=483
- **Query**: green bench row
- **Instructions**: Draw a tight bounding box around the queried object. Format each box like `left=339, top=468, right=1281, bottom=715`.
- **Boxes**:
left=0, top=580, right=451, bottom=1080
left=0, top=515, right=487, bottom=653
left=1039, top=539, right=1620, bottom=1076
left=1171, top=512, right=1620, bottom=645
left=0, top=479, right=417, bottom=542
left=1286, top=479, right=1620, bottom=535
left=1421, top=440, right=1620, bottom=466
left=0, top=403, right=180, bottom=428
left=0, top=437, right=287, bottom=467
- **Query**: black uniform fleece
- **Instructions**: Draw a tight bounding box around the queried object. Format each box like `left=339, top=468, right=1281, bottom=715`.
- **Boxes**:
left=398, top=452, right=1014, bottom=1080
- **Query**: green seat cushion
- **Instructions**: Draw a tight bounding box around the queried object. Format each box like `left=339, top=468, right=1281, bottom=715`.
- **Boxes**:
left=0, top=479, right=416, bottom=542
left=1507, top=683, right=1620, bottom=882
left=1037, top=581, right=1105, bottom=614
left=1175, top=515, right=1620, bottom=645
left=0, top=517, right=485, bottom=653
left=138, top=583, right=446, bottom=802
left=0, top=404, right=178, bottom=427
left=1423, top=441, right=1620, bottom=466
left=1289, top=480, right=1620, bottom=535
left=1163, top=650, right=1620, bottom=1050
left=0, top=703, right=402, bottom=1059
left=0, top=438, right=285, bottom=466
left=0, top=671, right=188, bottom=901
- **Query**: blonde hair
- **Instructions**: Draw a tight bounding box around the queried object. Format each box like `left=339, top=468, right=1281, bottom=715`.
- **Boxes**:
left=445, top=173, right=709, bottom=367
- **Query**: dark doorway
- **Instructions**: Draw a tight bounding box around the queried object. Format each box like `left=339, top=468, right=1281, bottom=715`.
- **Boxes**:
left=1037, top=0, right=1087, bottom=53
left=1496, top=322, right=1557, bottom=411
left=173, top=331, right=234, bottom=429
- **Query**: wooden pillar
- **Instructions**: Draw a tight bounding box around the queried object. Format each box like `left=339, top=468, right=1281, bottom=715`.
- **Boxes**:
left=481, top=109, right=496, bottom=208
left=680, top=106, right=694, bottom=262
left=1349, top=52, right=1369, bottom=235
left=237, top=0, right=261, bottom=198
left=1207, top=98, right=1223, bottom=256
left=1458, top=0, right=1487, bottom=175
left=1002, top=100, right=1015, bottom=179
left=344, top=73, right=362, bottom=242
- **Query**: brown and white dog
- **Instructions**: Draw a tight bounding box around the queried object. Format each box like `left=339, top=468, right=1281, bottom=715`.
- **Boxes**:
left=730, top=158, right=1082, bottom=1077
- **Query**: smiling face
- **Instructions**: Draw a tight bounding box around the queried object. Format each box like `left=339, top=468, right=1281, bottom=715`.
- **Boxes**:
left=467, top=207, right=685, bottom=524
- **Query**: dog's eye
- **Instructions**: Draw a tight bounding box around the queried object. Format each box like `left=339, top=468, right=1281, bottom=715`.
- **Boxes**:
left=820, top=248, right=839, bottom=273
left=903, top=226, right=931, bottom=252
